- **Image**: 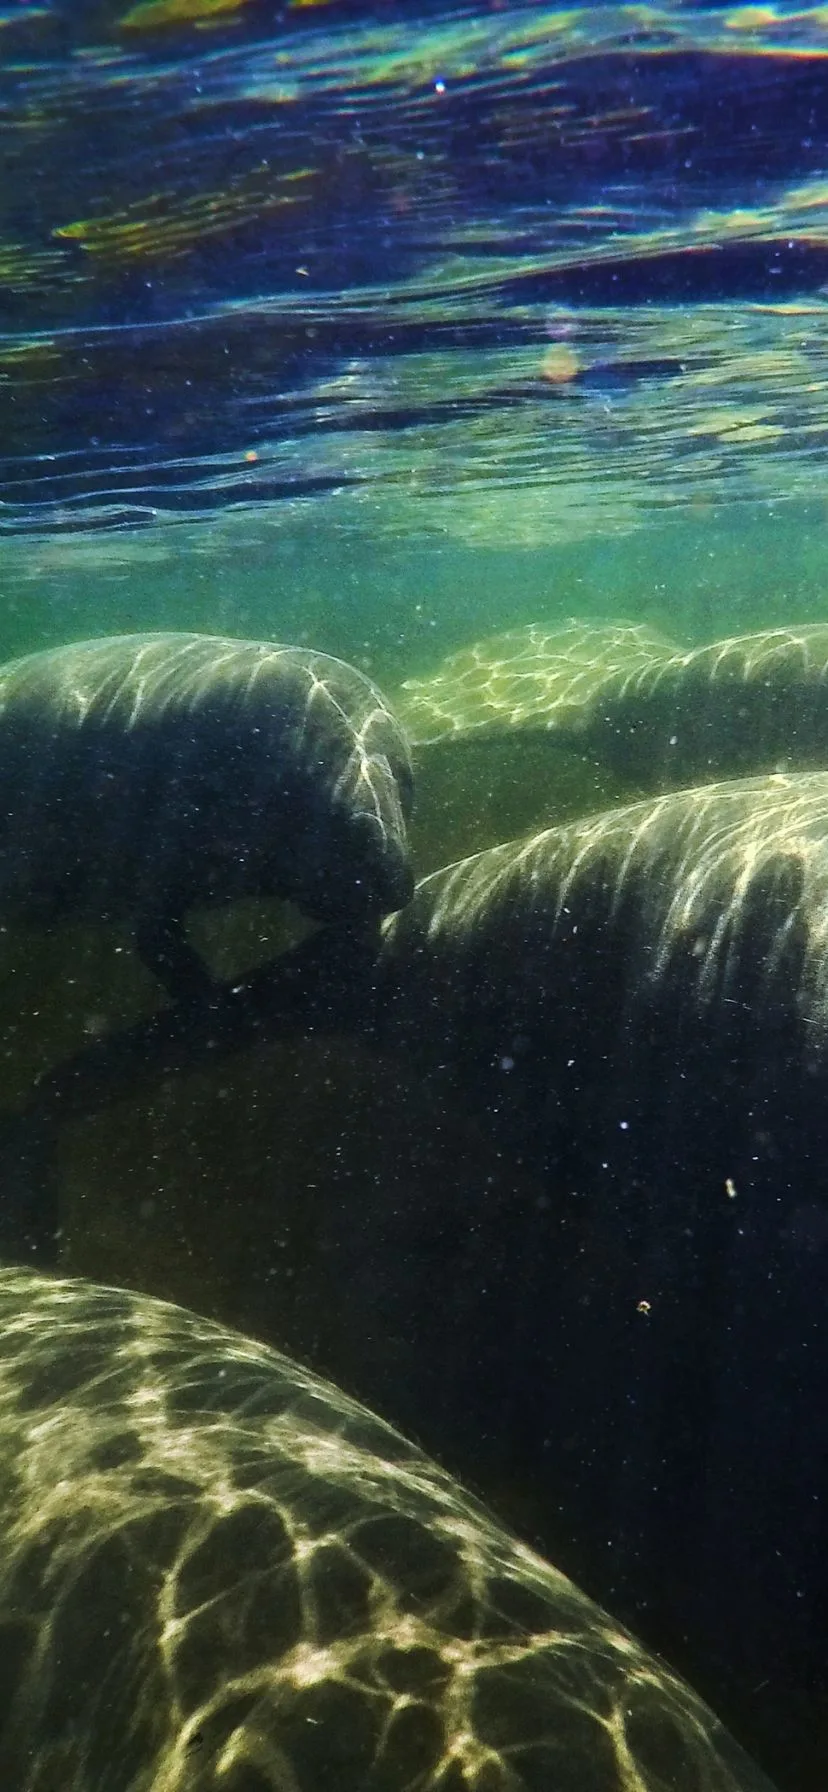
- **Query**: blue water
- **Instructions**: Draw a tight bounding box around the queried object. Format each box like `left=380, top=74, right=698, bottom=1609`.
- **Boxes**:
left=2, top=0, right=828, bottom=673
left=1, top=6, right=827, bottom=1790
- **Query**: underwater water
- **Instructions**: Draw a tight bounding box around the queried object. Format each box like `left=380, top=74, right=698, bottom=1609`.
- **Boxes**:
left=0, top=4, right=827, bottom=1790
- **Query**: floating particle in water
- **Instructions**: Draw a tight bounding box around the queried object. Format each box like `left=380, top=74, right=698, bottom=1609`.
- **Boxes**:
left=540, top=343, right=581, bottom=385
left=120, top=0, right=252, bottom=29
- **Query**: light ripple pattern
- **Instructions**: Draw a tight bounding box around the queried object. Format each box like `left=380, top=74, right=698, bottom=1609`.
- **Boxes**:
left=398, top=619, right=828, bottom=787
left=0, top=1266, right=778, bottom=1792
left=379, top=769, right=828, bottom=1044
left=0, top=631, right=413, bottom=992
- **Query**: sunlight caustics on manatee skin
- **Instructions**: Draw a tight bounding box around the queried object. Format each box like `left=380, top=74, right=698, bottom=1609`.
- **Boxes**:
left=1, top=6, right=827, bottom=1791
left=396, top=620, right=679, bottom=745
left=0, top=1268, right=778, bottom=1792
left=0, top=632, right=414, bottom=998
left=377, top=769, right=828, bottom=1047
left=12, top=765, right=828, bottom=1149
left=397, top=620, right=828, bottom=789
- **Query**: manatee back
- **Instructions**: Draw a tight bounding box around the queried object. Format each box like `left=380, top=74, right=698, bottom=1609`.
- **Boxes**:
left=0, top=632, right=414, bottom=929
left=0, top=1267, right=777, bottom=1792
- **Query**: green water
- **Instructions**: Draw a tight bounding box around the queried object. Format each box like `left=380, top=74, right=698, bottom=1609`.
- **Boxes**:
left=3, top=495, right=828, bottom=681
left=1, top=4, right=827, bottom=1787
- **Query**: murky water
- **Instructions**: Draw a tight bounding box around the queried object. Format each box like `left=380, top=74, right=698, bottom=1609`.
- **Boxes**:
left=0, top=7, right=826, bottom=1791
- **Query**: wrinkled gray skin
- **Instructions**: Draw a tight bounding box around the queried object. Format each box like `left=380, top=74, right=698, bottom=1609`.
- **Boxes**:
left=0, top=632, right=414, bottom=997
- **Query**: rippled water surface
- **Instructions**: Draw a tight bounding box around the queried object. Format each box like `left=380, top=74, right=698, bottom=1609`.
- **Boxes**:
left=1, top=10, right=827, bottom=1792
left=2, top=1, right=828, bottom=659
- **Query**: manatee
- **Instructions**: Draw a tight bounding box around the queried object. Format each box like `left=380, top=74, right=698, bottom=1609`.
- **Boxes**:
left=0, top=1266, right=777, bottom=1792
left=376, top=767, right=828, bottom=1046
left=366, top=765, right=828, bottom=1194
left=396, top=618, right=828, bottom=806
left=0, top=632, right=414, bottom=997
left=581, top=621, right=828, bottom=785
left=395, top=618, right=676, bottom=747
left=369, top=770, right=828, bottom=1744
left=394, top=621, right=672, bottom=866
left=1, top=782, right=825, bottom=1781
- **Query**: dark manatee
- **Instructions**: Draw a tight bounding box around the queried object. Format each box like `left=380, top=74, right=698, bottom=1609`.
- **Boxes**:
left=369, top=772, right=828, bottom=1777
left=0, top=1266, right=777, bottom=1792
left=0, top=632, right=414, bottom=996
left=1, top=777, right=825, bottom=1785
left=566, top=620, right=828, bottom=784
left=377, top=767, right=828, bottom=1038
left=395, top=620, right=828, bottom=866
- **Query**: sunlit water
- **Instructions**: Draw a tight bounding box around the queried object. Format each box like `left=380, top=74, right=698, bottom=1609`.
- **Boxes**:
left=0, top=7, right=827, bottom=1792
left=2, top=1, right=828, bottom=665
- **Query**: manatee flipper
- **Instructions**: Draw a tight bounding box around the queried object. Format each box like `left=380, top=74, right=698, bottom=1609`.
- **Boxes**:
left=0, top=919, right=376, bottom=1261
left=134, top=901, right=215, bottom=1002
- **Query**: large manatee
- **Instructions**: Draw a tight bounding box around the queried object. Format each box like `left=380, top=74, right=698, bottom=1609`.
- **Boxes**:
left=0, top=779, right=823, bottom=1786
left=376, top=767, right=828, bottom=1058
left=370, top=770, right=828, bottom=1769
left=0, top=1266, right=777, bottom=1792
left=0, top=632, right=414, bottom=997
left=396, top=620, right=828, bottom=817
